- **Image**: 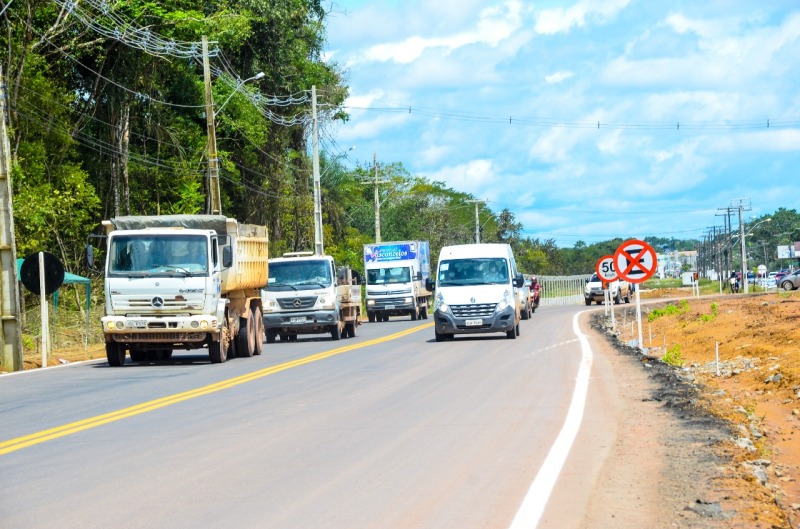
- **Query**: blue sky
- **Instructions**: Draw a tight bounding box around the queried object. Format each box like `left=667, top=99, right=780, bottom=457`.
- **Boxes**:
left=323, top=0, right=800, bottom=247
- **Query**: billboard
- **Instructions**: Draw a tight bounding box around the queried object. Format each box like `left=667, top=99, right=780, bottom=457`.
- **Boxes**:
left=364, top=243, right=418, bottom=263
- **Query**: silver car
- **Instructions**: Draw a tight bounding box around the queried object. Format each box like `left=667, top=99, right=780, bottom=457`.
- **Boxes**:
left=779, top=269, right=800, bottom=291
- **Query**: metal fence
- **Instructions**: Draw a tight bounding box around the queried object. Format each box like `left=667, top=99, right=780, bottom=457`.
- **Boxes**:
left=538, top=274, right=592, bottom=306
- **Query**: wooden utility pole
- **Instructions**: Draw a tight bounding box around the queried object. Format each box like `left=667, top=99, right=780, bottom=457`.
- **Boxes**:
left=202, top=36, right=221, bottom=215
left=0, top=66, right=23, bottom=371
left=362, top=153, right=389, bottom=243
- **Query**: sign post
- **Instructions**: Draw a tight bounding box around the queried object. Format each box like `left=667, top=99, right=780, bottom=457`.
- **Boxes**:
left=595, top=255, right=618, bottom=327
left=20, top=252, right=65, bottom=368
left=613, top=240, right=658, bottom=351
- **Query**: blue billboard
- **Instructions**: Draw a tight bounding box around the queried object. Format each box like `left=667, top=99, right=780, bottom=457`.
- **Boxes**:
left=364, top=243, right=417, bottom=263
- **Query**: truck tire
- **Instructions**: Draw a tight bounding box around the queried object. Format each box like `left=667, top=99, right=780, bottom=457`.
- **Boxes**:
left=266, top=329, right=276, bottom=344
left=331, top=322, right=342, bottom=340
left=345, top=321, right=357, bottom=338
left=420, top=306, right=428, bottom=319
left=130, top=349, right=146, bottom=362
left=614, top=291, right=622, bottom=304
left=585, top=298, right=591, bottom=306
left=209, top=340, right=225, bottom=363
left=368, top=311, right=375, bottom=323
left=506, top=326, right=517, bottom=339
left=411, top=307, right=418, bottom=321
left=237, top=313, right=256, bottom=357
left=106, top=342, right=126, bottom=367
left=254, top=307, right=264, bottom=355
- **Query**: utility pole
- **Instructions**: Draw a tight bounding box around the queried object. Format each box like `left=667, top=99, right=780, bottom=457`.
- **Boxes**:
left=202, top=36, right=221, bottom=215
left=362, top=153, right=388, bottom=243
left=467, top=199, right=485, bottom=243
left=736, top=198, right=752, bottom=293
left=0, top=66, right=23, bottom=371
left=311, top=85, right=323, bottom=255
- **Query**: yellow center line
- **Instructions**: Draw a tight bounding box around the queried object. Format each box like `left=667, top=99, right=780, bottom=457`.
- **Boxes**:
left=0, top=322, right=434, bottom=456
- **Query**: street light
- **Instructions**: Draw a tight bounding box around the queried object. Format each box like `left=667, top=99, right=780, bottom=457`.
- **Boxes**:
left=205, top=71, right=265, bottom=214
left=740, top=217, right=771, bottom=293
left=214, top=72, right=266, bottom=118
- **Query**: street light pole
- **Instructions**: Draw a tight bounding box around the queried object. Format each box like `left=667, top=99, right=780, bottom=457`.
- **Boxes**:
left=202, top=35, right=263, bottom=215
left=739, top=217, right=771, bottom=293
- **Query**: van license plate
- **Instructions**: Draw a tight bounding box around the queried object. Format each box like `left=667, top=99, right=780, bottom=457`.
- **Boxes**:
left=290, top=317, right=305, bottom=323
left=465, top=319, right=483, bottom=326
left=384, top=304, right=395, bottom=310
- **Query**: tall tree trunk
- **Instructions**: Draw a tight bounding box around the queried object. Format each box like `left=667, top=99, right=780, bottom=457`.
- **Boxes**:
left=119, top=104, right=130, bottom=215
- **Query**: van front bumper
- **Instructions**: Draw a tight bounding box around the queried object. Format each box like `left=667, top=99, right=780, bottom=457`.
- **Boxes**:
left=433, top=305, right=516, bottom=336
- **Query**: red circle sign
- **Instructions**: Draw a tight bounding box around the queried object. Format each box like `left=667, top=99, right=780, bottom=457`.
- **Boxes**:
left=595, top=255, right=618, bottom=281
left=613, top=239, right=658, bottom=283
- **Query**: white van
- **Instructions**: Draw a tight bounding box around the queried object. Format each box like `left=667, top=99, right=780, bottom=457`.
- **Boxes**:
left=426, top=243, right=524, bottom=342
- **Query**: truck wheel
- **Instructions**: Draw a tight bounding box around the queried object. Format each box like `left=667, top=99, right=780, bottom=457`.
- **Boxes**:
left=614, top=291, right=622, bottom=305
left=331, top=322, right=342, bottom=341
left=266, top=329, right=276, bottom=343
left=506, top=327, right=517, bottom=339
left=584, top=298, right=591, bottom=306
left=106, top=342, right=126, bottom=367
left=237, top=313, right=255, bottom=357
left=345, top=321, right=357, bottom=338
left=209, top=340, right=226, bottom=363
left=420, top=306, right=428, bottom=319
left=130, top=349, right=146, bottom=362
left=254, top=307, right=264, bottom=355
left=411, top=307, right=418, bottom=321
left=368, top=311, right=375, bottom=323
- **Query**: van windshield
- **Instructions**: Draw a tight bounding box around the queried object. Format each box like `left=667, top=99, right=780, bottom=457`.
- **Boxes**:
left=266, top=260, right=332, bottom=291
left=438, top=258, right=509, bottom=286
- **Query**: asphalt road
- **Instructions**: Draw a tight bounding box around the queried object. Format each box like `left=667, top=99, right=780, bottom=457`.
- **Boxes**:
left=0, top=305, right=625, bottom=529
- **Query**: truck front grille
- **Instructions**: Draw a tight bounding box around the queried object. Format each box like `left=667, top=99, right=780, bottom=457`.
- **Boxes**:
left=451, top=303, right=496, bottom=318
left=114, top=333, right=206, bottom=342
left=277, top=296, right=317, bottom=310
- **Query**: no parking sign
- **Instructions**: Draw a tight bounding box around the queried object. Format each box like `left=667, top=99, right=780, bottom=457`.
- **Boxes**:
left=613, top=239, right=657, bottom=284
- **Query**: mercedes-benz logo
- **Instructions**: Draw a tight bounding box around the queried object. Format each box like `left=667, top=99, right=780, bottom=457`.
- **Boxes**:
left=293, top=298, right=303, bottom=308
left=151, top=296, right=164, bottom=308
left=470, top=297, right=476, bottom=303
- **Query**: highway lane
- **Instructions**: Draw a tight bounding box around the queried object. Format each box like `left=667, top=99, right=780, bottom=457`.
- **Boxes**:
left=1, top=305, right=607, bottom=529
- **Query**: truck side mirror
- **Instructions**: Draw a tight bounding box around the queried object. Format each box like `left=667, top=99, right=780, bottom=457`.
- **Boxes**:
left=513, top=274, right=524, bottom=288
left=415, top=271, right=422, bottom=281
left=222, top=246, right=233, bottom=268
left=425, top=278, right=434, bottom=292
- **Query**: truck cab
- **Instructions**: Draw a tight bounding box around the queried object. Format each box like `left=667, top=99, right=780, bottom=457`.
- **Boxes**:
left=261, top=253, right=361, bottom=341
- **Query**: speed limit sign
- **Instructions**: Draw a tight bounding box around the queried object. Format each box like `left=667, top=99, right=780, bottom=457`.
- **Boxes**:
left=595, top=255, right=618, bottom=282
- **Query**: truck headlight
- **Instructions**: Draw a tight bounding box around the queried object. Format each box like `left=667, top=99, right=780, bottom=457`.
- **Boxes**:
left=367, top=299, right=375, bottom=306
left=404, top=297, right=413, bottom=303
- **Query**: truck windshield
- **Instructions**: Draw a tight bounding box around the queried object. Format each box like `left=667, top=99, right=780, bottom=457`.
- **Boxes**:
left=437, top=258, right=509, bottom=286
left=267, top=260, right=332, bottom=290
left=108, top=234, right=209, bottom=276
left=366, top=266, right=411, bottom=285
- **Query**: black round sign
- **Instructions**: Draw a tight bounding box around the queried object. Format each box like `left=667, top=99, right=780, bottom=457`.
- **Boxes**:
left=20, top=252, right=65, bottom=295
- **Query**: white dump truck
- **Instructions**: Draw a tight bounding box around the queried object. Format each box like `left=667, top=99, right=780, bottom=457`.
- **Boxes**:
left=363, top=241, right=431, bottom=322
left=89, top=215, right=268, bottom=366
left=260, top=252, right=361, bottom=341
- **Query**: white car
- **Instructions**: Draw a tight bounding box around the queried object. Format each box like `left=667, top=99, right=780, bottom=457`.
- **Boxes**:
left=584, top=273, right=631, bottom=305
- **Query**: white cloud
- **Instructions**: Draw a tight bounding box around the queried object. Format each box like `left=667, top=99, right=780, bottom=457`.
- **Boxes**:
left=534, top=0, right=632, bottom=35
left=426, top=159, right=498, bottom=198
left=545, top=71, right=574, bottom=84
left=349, top=0, right=529, bottom=65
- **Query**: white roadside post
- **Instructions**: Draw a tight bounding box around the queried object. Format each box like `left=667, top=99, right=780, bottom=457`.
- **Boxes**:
left=38, top=252, right=49, bottom=368
left=595, top=255, right=618, bottom=330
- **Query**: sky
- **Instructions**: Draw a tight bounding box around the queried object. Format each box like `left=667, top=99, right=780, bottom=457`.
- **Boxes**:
left=321, top=0, right=800, bottom=248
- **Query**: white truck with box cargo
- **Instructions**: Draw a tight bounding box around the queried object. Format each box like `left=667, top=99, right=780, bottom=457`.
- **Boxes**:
left=426, top=243, right=524, bottom=341
left=260, top=252, right=361, bottom=341
left=89, top=215, right=269, bottom=366
left=363, top=241, right=432, bottom=322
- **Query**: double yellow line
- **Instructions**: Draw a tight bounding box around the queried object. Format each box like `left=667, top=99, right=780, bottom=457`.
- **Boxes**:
left=0, top=323, right=434, bottom=456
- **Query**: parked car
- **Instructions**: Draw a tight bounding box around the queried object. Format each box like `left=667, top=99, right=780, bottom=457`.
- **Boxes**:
left=778, top=270, right=800, bottom=291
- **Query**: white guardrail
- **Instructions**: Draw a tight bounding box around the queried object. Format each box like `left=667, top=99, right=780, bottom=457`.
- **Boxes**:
left=537, top=274, right=593, bottom=306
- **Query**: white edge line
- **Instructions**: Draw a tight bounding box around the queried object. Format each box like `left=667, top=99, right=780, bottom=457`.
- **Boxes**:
left=507, top=310, right=594, bottom=529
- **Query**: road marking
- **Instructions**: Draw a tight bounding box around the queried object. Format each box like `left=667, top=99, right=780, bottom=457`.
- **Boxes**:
left=508, top=311, right=593, bottom=529
left=0, top=323, right=434, bottom=456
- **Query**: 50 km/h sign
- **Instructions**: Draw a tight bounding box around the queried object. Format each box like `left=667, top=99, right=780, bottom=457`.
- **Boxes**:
left=595, top=255, right=618, bottom=282
left=614, top=239, right=657, bottom=284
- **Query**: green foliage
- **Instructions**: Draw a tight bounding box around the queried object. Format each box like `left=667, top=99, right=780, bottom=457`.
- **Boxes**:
left=700, top=302, right=719, bottom=322
left=648, top=300, right=689, bottom=322
left=662, top=344, right=684, bottom=367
